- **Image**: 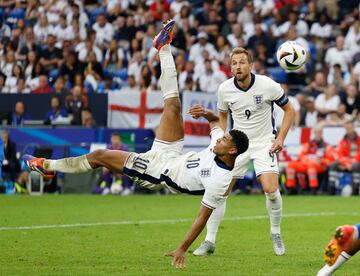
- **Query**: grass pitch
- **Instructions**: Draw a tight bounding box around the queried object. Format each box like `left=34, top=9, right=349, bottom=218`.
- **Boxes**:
left=0, top=195, right=359, bottom=275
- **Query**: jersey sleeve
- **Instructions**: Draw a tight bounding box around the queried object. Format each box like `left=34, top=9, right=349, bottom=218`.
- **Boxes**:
left=269, top=79, right=289, bottom=107
left=201, top=189, right=227, bottom=210
left=209, top=127, right=224, bottom=149
left=217, top=84, right=228, bottom=112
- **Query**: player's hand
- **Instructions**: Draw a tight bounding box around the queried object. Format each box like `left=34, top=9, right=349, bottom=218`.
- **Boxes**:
left=164, top=249, right=186, bottom=268
left=270, top=137, right=284, bottom=154
left=188, top=104, right=206, bottom=119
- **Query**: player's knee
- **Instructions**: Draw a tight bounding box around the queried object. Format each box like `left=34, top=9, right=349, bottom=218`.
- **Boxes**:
left=88, top=149, right=109, bottom=165
left=264, top=187, right=280, bottom=197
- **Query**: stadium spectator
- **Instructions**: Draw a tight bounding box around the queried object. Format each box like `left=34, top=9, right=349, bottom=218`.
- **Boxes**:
left=285, top=126, right=336, bottom=193
left=3, top=64, right=24, bottom=93
left=1, top=50, right=16, bottom=78
left=39, top=34, right=63, bottom=74
left=328, top=64, right=350, bottom=93
left=0, top=18, right=11, bottom=46
left=197, top=59, right=226, bottom=94
left=84, top=51, right=104, bottom=92
left=16, top=77, right=29, bottom=93
left=302, top=96, right=318, bottom=127
left=33, top=14, right=53, bottom=44
left=44, top=95, right=68, bottom=125
left=65, top=85, right=89, bottom=125
left=309, top=13, right=332, bottom=66
left=25, top=0, right=41, bottom=27
left=9, top=101, right=30, bottom=126
left=31, top=75, right=52, bottom=94
left=58, top=51, right=84, bottom=86
left=138, top=64, right=156, bottom=92
left=304, top=71, right=327, bottom=98
left=103, top=39, right=124, bottom=75
left=149, top=0, right=170, bottom=21
left=92, top=13, right=114, bottom=49
left=17, top=26, right=39, bottom=63
left=188, top=32, right=217, bottom=64
left=77, top=38, right=103, bottom=65
left=1, top=129, right=19, bottom=182
left=341, top=84, right=360, bottom=117
left=81, top=108, right=96, bottom=127
left=128, top=51, right=145, bottom=82
left=325, top=36, right=351, bottom=84
left=93, top=132, right=132, bottom=195
left=314, top=84, right=341, bottom=115
left=247, top=23, right=272, bottom=54
left=328, top=120, right=360, bottom=195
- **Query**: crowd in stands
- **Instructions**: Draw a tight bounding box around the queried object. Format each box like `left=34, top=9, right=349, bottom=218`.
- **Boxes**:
left=0, top=0, right=358, bottom=127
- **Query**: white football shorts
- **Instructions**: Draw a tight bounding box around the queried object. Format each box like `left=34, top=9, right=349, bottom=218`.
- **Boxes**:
left=233, top=141, right=279, bottom=178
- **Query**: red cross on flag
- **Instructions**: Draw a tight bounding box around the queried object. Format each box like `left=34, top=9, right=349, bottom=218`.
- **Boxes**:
left=108, top=91, right=164, bottom=129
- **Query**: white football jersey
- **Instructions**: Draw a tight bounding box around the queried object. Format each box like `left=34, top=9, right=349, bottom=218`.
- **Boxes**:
left=217, top=73, right=288, bottom=143
left=165, top=127, right=233, bottom=209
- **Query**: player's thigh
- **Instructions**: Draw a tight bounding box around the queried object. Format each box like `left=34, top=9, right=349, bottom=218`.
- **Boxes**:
left=251, top=143, right=279, bottom=192
left=155, top=98, right=184, bottom=142
left=88, top=149, right=130, bottom=173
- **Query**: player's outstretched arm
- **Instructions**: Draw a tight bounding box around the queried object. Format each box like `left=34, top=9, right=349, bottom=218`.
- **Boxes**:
left=188, top=104, right=220, bottom=129
left=271, top=101, right=295, bottom=154
left=165, top=204, right=213, bottom=268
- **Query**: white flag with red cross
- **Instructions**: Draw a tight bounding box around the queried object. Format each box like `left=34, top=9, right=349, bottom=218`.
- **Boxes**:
left=108, top=91, right=164, bottom=129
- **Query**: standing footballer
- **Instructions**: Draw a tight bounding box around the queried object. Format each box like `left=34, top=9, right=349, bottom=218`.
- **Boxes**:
left=194, top=47, right=295, bottom=256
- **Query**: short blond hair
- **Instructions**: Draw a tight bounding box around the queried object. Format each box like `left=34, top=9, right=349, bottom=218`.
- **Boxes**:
left=230, top=47, right=253, bottom=63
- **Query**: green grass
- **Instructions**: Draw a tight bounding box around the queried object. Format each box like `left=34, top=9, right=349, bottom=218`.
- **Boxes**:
left=0, top=195, right=359, bottom=275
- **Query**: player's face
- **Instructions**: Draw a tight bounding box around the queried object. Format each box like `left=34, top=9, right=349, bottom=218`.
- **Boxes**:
left=231, top=53, right=252, bottom=82
left=213, top=133, right=236, bottom=156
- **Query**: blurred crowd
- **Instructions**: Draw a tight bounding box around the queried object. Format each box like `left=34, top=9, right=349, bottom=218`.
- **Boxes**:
left=0, top=0, right=358, bottom=127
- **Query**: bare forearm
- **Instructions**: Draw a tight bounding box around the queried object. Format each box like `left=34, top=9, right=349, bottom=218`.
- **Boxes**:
left=177, top=206, right=212, bottom=252
left=278, top=107, right=294, bottom=140
left=202, top=109, right=219, bottom=123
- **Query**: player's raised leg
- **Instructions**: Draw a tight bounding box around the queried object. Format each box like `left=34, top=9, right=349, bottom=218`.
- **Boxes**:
left=152, top=19, right=184, bottom=142
left=23, top=149, right=131, bottom=177
left=258, top=173, right=285, bottom=256
left=317, top=223, right=360, bottom=276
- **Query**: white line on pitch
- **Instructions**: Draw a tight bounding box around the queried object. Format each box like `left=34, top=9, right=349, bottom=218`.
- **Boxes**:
left=0, top=212, right=358, bottom=231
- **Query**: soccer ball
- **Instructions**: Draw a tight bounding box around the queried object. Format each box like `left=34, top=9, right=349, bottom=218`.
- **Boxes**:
left=276, top=41, right=307, bottom=71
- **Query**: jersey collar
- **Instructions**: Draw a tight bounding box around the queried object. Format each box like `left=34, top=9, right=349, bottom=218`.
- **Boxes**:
left=233, top=73, right=255, bottom=92
left=214, top=156, right=234, bottom=171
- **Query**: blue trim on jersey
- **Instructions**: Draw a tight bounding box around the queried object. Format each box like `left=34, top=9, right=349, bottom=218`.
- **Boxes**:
left=355, top=223, right=360, bottom=239
left=123, top=167, right=205, bottom=195
left=271, top=102, right=277, bottom=136
left=233, top=73, right=255, bottom=92
left=214, top=156, right=233, bottom=171
left=274, top=93, right=289, bottom=107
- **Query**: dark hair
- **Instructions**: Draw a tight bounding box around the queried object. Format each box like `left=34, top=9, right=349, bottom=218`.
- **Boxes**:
left=229, top=129, right=249, bottom=156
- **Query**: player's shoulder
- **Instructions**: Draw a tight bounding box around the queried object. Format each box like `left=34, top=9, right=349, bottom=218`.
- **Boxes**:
left=254, top=73, right=278, bottom=85
left=218, top=77, right=235, bottom=91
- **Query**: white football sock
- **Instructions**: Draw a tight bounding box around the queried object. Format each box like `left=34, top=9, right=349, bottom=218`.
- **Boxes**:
left=328, top=251, right=351, bottom=273
left=265, top=189, right=282, bottom=234
left=44, top=155, right=93, bottom=173
left=205, top=201, right=226, bottom=244
left=159, top=44, right=178, bottom=100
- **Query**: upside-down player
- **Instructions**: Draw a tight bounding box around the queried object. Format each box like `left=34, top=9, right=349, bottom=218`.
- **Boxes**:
left=22, top=20, right=249, bottom=268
